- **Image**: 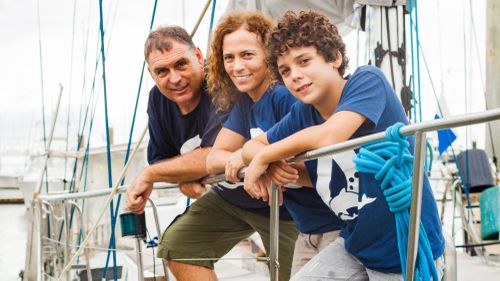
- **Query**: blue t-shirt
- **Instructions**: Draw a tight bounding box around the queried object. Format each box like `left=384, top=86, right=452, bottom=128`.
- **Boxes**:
left=147, top=85, right=221, bottom=164
left=224, top=84, right=343, bottom=234
left=267, top=66, right=445, bottom=272
left=147, top=84, right=292, bottom=219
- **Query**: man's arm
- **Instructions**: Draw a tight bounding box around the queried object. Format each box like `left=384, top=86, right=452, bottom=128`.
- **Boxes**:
left=146, top=147, right=211, bottom=182
left=126, top=147, right=210, bottom=213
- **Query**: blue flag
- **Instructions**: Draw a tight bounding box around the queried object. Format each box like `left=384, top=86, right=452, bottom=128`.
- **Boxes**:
left=435, top=114, right=457, bottom=155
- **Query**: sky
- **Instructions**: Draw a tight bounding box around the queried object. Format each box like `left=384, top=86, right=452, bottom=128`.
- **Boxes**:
left=0, top=0, right=490, bottom=173
left=0, top=0, right=230, bottom=149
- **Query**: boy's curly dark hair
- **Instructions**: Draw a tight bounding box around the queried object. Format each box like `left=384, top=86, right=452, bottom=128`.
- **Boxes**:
left=267, top=10, right=349, bottom=81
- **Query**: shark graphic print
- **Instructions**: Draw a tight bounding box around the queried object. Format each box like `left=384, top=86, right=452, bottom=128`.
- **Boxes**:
left=315, top=150, right=376, bottom=221
left=180, top=135, right=202, bottom=155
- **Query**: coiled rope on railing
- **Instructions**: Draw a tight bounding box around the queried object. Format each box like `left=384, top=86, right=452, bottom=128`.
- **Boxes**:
left=353, top=122, right=438, bottom=281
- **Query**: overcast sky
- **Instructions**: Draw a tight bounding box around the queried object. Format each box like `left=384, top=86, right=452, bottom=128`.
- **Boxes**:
left=0, top=0, right=488, bottom=156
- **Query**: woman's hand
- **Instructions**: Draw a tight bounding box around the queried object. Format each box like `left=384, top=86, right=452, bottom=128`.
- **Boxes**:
left=225, top=149, right=246, bottom=183
left=244, top=154, right=271, bottom=200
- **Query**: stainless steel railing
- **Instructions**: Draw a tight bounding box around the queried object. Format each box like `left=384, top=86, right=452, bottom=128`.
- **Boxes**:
left=33, top=107, right=500, bottom=281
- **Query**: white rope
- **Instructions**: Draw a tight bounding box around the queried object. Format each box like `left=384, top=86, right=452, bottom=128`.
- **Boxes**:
left=42, top=236, right=268, bottom=261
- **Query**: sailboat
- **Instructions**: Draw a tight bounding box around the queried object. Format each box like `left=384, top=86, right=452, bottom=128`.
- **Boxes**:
left=3, top=0, right=499, bottom=280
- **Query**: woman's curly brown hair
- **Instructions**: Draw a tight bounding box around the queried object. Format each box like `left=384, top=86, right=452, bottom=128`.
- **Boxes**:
left=268, top=10, right=349, bottom=82
left=207, top=11, right=275, bottom=112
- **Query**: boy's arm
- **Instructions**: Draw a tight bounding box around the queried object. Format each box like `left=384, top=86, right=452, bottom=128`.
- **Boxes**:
left=244, top=110, right=365, bottom=200
left=242, top=133, right=269, bottom=165
left=206, top=128, right=247, bottom=182
left=242, top=133, right=312, bottom=188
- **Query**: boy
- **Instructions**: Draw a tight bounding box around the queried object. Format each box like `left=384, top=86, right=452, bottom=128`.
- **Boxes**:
left=242, top=10, right=444, bottom=280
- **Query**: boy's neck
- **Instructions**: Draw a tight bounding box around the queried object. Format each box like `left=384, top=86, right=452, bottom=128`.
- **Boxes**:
left=314, top=76, right=347, bottom=120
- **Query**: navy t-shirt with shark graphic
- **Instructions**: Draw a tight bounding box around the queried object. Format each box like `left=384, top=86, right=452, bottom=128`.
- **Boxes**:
left=267, top=66, right=444, bottom=273
left=147, top=85, right=292, bottom=219
left=224, top=84, right=344, bottom=234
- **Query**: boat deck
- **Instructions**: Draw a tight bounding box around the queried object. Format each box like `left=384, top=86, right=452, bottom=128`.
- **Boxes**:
left=2, top=198, right=499, bottom=280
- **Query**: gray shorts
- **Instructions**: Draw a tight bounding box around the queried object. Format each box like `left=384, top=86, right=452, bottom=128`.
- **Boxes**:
left=291, top=230, right=340, bottom=276
left=291, top=237, right=445, bottom=281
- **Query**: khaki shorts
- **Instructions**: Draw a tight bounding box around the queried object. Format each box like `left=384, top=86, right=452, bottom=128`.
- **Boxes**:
left=157, top=189, right=298, bottom=281
left=291, top=230, right=340, bottom=276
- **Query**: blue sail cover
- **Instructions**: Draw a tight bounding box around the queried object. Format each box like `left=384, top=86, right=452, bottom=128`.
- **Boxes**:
left=435, top=114, right=457, bottom=155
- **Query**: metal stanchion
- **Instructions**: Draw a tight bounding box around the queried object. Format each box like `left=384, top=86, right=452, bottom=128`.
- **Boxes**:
left=406, top=131, right=427, bottom=281
left=67, top=201, right=93, bottom=281
left=148, top=198, right=169, bottom=280
left=269, top=183, right=280, bottom=281
left=120, top=210, right=146, bottom=280
left=41, top=201, right=60, bottom=277
left=63, top=202, right=71, bottom=281
left=37, top=200, right=44, bottom=281
left=136, top=238, right=144, bottom=281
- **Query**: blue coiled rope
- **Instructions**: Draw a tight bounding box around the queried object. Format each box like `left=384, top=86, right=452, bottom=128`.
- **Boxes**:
left=353, top=123, right=438, bottom=281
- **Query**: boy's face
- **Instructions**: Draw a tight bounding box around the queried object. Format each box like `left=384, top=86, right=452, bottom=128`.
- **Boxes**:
left=277, top=46, right=342, bottom=105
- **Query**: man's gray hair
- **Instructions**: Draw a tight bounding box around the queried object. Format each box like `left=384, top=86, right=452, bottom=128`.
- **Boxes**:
left=144, top=25, right=196, bottom=62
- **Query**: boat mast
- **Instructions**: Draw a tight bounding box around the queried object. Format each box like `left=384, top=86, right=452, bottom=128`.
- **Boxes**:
left=486, top=0, right=500, bottom=171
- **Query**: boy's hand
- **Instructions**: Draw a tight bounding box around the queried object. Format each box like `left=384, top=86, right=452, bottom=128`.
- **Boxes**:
left=225, top=149, right=246, bottom=183
left=268, top=160, right=299, bottom=186
left=179, top=181, right=206, bottom=198
left=244, top=155, right=271, bottom=200
left=126, top=171, right=154, bottom=214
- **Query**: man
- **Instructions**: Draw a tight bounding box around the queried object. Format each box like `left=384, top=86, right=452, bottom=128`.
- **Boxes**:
left=126, top=26, right=297, bottom=281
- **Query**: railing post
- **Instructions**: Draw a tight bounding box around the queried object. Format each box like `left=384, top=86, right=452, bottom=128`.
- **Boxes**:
left=269, top=183, right=280, bottom=281
left=135, top=238, right=144, bottom=281
left=147, top=198, right=169, bottom=280
left=63, top=201, right=71, bottom=281
left=406, top=131, right=427, bottom=281
left=37, top=200, right=44, bottom=281
left=41, top=200, right=59, bottom=277
left=67, top=201, right=93, bottom=281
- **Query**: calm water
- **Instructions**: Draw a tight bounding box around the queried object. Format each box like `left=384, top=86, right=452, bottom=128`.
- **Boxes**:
left=0, top=204, right=28, bottom=280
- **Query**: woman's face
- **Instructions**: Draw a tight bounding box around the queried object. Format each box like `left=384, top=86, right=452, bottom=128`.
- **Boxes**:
left=222, top=27, right=269, bottom=100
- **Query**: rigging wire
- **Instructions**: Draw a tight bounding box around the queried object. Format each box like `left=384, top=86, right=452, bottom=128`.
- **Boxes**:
left=51, top=0, right=121, bottom=274
left=468, top=0, right=498, bottom=170
left=414, top=0, right=423, bottom=123
left=103, top=0, right=159, bottom=276
left=58, top=0, right=120, bottom=249
left=76, top=0, right=94, bottom=145
left=35, top=0, right=52, bottom=240
left=36, top=0, right=50, bottom=198
left=408, top=0, right=417, bottom=123
left=61, top=1, right=122, bottom=262
left=64, top=0, right=79, bottom=191
left=97, top=0, right=120, bottom=277
left=462, top=0, right=472, bottom=209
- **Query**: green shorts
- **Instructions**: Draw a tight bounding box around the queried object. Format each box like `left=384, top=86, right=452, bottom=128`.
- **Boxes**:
left=157, top=189, right=298, bottom=281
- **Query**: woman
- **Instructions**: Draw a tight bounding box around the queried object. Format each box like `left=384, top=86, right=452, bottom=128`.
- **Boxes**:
left=206, top=11, right=344, bottom=276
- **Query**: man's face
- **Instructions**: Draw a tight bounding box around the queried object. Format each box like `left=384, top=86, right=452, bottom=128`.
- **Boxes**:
left=147, top=40, right=204, bottom=113
left=277, top=46, right=341, bottom=106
